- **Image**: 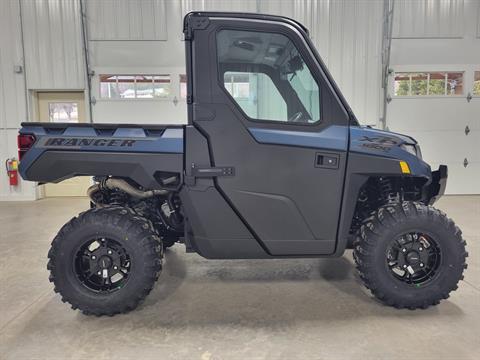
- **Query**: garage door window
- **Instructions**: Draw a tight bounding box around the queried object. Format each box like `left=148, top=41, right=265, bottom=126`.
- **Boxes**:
left=474, top=71, right=480, bottom=96
left=100, top=75, right=170, bottom=99
left=394, top=72, right=464, bottom=96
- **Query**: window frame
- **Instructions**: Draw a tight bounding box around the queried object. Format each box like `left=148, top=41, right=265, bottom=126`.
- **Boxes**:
left=215, top=27, right=323, bottom=127
left=98, top=74, right=172, bottom=101
left=393, top=71, right=465, bottom=98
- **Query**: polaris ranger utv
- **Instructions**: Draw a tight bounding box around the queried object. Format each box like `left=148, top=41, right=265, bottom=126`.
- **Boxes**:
left=18, top=12, right=467, bottom=315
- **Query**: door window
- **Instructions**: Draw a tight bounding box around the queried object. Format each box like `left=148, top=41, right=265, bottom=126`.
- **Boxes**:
left=48, top=102, right=79, bottom=123
left=217, top=29, right=320, bottom=124
left=224, top=71, right=287, bottom=121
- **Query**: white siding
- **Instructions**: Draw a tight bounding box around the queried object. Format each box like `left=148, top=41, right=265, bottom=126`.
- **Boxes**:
left=0, top=0, right=26, bottom=129
left=0, top=0, right=35, bottom=200
left=180, top=0, right=258, bottom=13
left=21, top=0, right=85, bottom=89
left=87, top=0, right=168, bottom=40
left=477, top=2, right=480, bottom=37
left=393, top=0, right=464, bottom=39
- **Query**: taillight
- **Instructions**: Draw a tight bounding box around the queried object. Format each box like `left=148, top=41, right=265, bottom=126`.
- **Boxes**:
left=18, top=134, right=36, bottom=160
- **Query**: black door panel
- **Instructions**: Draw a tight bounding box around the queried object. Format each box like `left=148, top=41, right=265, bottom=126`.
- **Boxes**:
left=195, top=103, right=347, bottom=255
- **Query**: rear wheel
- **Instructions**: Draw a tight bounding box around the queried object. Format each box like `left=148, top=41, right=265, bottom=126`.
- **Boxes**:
left=48, top=206, right=163, bottom=316
left=354, top=202, right=467, bottom=309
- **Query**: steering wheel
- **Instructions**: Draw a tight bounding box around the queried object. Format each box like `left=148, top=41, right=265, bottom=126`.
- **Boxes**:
left=288, top=111, right=304, bottom=123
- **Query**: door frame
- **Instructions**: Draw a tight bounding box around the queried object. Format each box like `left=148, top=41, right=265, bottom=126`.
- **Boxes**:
left=31, top=90, right=89, bottom=199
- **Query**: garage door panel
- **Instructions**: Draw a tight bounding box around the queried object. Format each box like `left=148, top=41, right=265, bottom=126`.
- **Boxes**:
left=388, top=99, right=475, bottom=132
left=429, top=162, right=480, bottom=195
left=468, top=98, right=480, bottom=130
left=405, top=131, right=477, bottom=163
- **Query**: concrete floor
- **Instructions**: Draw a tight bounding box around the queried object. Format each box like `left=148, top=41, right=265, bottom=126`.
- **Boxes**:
left=0, top=196, right=479, bottom=360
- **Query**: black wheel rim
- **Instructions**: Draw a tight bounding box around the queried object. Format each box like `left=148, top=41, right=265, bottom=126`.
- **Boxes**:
left=74, top=238, right=131, bottom=293
left=386, top=232, right=441, bottom=286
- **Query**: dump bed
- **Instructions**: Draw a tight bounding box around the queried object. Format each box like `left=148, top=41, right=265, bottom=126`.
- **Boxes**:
left=19, top=122, right=184, bottom=190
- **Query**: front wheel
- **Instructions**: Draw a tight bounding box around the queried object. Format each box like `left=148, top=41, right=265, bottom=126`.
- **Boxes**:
left=354, top=202, right=468, bottom=309
left=47, top=206, right=163, bottom=316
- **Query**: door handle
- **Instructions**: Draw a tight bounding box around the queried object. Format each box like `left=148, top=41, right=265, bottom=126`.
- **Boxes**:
left=315, top=153, right=339, bottom=169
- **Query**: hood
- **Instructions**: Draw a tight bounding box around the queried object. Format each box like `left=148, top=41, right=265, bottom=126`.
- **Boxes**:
left=350, top=126, right=417, bottom=157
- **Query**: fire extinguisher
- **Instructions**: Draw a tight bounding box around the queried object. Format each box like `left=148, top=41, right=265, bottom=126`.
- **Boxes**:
left=6, top=158, right=19, bottom=186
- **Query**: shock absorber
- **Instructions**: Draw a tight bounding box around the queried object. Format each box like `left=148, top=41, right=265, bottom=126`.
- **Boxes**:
left=378, top=177, right=400, bottom=203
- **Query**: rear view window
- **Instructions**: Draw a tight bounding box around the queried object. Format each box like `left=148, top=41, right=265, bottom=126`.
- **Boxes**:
left=217, top=29, right=320, bottom=124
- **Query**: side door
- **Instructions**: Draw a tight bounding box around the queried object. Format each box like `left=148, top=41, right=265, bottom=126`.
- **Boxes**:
left=186, top=14, right=350, bottom=255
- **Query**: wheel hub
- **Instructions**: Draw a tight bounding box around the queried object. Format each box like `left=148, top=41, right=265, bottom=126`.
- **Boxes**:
left=97, top=255, right=112, bottom=269
left=387, top=232, right=441, bottom=285
left=74, top=238, right=131, bottom=293
left=406, top=251, right=420, bottom=264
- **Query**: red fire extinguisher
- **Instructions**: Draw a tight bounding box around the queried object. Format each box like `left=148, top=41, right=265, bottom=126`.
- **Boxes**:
left=6, top=158, right=19, bottom=186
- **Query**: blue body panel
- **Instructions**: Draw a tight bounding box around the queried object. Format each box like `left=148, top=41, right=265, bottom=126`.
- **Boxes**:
left=19, top=125, right=184, bottom=179
left=248, top=125, right=348, bottom=151
left=349, top=126, right=431, bottom=178
left=247, top=124, right=431, bottom=178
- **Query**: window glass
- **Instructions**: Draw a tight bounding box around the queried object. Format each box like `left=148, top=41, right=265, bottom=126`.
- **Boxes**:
left=100, top=75, right=119, bottom=99
left=411, top=73, right=428, bottom=95
left=447, top=72, right=463, bottom=95
left=394, top=73, right=410, bottom=96
left=217, top=29, right=320, bottom=124
left=135, top=75, right=154, bottom=98
left=99, top=75, right=170, bottom=99
left=49, top=102, right=79, bottom=122
left=474, top=71, right=480, bottom=96
left=224, top=71, right=287, bottom=121
left=180, top=74, right=187, bottom=99
left=394, top=72, right=464, bottom=96
left=428, top=72, right=446, bottom=95
left=153, top=75, right=170, bottom=98
left=117, top=75, right=135, bottom=98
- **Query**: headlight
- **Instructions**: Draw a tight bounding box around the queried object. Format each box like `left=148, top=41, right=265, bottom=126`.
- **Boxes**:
left=401, top=144, right=417, bottom=157
left=415, top=144, right=422, bottom=159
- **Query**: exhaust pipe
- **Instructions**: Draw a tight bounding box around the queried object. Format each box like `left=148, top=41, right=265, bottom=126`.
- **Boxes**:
left=88, top=178, right=169, bottom=203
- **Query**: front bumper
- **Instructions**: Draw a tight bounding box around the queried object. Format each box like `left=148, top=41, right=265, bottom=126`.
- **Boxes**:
left=425, top=165, right=448, bottom=205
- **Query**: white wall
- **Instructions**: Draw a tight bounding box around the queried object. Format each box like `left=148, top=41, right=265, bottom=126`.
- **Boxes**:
left=86, top=0, right=168, bottom=41
left=21, top=0, right=85, bottom=90
left=0, top=0, right=36, bottom=200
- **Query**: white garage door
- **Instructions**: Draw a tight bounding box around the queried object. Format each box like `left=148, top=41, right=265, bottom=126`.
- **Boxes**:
left=386, top=68, right=480, bottom=194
